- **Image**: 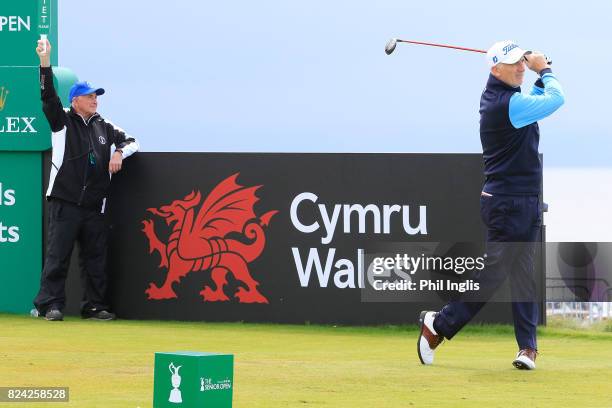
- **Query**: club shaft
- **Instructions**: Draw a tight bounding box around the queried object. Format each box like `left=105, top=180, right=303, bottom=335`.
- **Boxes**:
left=397, top=39, right=486, bottom=54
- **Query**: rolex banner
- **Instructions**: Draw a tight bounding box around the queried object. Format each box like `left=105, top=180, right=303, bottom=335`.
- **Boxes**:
left=56, top=153, right=547, bottom=324
left=0, top=67, right=51, bottom=151
left=0, top=67, right=77, bottom=151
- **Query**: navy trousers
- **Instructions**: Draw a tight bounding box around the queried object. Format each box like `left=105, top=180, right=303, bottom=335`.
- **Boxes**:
left=434, top=194, right=541, bottom=350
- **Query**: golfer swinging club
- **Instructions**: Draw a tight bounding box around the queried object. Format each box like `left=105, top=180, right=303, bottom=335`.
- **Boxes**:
left=417, top=40, right=565, bottom=370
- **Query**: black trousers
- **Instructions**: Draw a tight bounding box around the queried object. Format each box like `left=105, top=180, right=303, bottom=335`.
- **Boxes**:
left=33, top=199, right=109, bottom=314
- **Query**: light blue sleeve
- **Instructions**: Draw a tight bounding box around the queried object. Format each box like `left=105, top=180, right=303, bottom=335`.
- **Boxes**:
left=528, top=83, right=545, bottom=96
left=509, top=73, right=565, bottom=128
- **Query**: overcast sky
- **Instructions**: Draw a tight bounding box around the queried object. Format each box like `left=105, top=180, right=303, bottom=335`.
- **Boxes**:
left=57, top=1, right=610, bottom=164
left=57, top=0, right=611, bottom=239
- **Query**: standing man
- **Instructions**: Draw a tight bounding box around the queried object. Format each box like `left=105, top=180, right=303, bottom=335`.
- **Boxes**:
left=417, top=40, right=565, bottom=369
left=32, top=39, right=140, bottom=321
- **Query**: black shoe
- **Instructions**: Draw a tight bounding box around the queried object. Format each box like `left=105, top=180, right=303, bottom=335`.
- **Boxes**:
left=83, top=309, right=116, bottom=321
left=45, top=308, right=64, bottom=321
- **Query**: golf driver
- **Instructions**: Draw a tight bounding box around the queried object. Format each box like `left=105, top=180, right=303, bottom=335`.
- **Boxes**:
left=384, top=38, right=552, bottom=64
left=385, top=38, right=485, bottom=55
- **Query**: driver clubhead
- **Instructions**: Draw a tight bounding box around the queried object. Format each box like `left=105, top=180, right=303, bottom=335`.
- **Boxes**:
left=385, top=38, right=398, bottom=55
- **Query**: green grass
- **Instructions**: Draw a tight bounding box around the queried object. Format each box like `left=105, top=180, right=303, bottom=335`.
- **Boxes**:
left=1, top=313, right=612, bottom=407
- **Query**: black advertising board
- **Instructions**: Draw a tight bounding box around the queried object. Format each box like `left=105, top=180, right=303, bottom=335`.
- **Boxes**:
left=47, top=153, right=545, bottom=324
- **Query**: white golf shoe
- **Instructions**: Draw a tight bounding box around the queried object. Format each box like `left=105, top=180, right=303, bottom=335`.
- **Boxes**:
left=512, top=348, right=537, bottom=370
left=417, top=311, right=444, bottom=365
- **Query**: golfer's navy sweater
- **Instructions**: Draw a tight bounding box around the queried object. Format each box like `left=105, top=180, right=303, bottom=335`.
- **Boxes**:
left=479, top=69, right=565, bottom=195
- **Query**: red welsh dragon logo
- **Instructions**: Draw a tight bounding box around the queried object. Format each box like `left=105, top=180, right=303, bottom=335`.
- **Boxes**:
left=141, top=173, right=277, bottom=303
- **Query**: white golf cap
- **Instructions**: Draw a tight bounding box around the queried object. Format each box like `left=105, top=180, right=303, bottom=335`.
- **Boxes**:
left=486, top=40, right=527, bottom=67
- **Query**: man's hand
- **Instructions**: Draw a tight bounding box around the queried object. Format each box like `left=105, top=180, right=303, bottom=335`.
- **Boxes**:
left=36, top=39, right=51, bottom=67
left=109, top=151, right=123, bottom=174
left=524, top=52, right=549, bottom=74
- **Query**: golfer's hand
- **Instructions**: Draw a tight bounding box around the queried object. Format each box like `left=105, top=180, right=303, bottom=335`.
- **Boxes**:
left=109, top=151, right=123, bottom=174
left=524, top=52, right=549, bottom=74
left=36, top=39, right=51, bottom=67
